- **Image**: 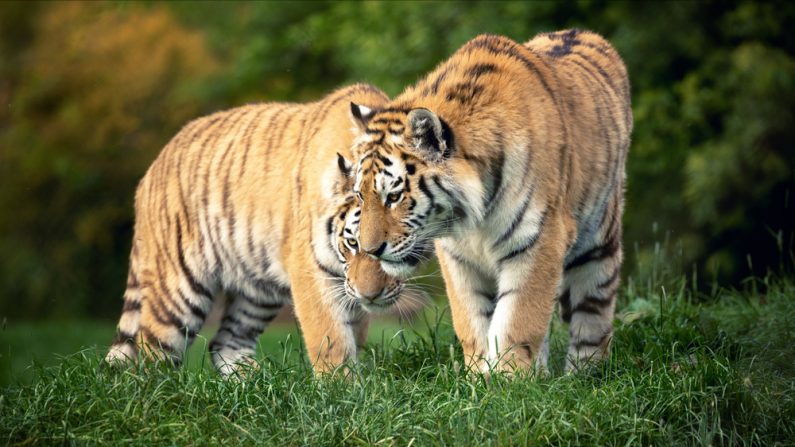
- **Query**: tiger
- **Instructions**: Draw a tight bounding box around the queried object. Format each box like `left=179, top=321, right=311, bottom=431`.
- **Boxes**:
left=105, top=83, right=414, bottom=375
left=340, top=29, right=632, bottom=374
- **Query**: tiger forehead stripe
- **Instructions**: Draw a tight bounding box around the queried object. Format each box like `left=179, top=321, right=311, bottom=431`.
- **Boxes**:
left=370, top=117, right=402, bottom=125
left=358, top=152, right=376, bottom=168
left=367, top=127, right=405, bottom=138
left=387, top=125, right=405, bottom=135
left=376, top=154, right=393, bottom=166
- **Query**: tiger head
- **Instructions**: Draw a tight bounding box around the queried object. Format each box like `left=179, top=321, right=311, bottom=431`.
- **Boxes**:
left=342, top=103, right=473, bottom=278
left=328, top=154, right=405, bottom=313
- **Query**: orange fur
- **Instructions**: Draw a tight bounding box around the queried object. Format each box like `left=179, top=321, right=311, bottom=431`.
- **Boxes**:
left=105, top=84, right=399, bottom=375
left=343, top=29, right=631, bottom=373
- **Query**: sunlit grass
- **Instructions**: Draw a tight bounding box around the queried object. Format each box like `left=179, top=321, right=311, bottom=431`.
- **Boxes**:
left=1, top=277, right=794, bottom=445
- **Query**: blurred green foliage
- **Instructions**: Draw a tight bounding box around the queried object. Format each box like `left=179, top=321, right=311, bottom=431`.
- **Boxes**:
left=1, top=1, right=793, bottom=319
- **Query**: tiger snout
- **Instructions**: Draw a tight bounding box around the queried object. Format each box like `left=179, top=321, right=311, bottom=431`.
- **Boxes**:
left=344, top=254, right=403, bottom=311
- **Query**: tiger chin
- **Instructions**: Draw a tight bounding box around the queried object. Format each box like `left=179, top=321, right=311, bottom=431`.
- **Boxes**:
left=104, top=83, right=419, bottom=376
left=341, top=29, right=632, bottom=375
left=340, top=250, right=428, bottom=316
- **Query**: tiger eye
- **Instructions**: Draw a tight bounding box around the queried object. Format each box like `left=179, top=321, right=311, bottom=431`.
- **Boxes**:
left=387, top=192, right=402, bottom=203
left=346, top=238, right=358, bottom=247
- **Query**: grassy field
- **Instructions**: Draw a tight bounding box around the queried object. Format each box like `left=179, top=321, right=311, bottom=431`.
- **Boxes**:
left=1, top=276, right=793, bottom=445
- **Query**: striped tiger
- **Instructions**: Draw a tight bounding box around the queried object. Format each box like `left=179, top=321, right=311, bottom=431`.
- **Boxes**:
left=341, top=29, right=632, bottom=374
left=105, top=84, right=408, bottom=375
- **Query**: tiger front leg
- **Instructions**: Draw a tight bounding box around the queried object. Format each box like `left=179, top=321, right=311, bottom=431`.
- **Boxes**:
left=486, top=213, right=567, bottom=376
left=437, top=241, right=495, bottom=374
left=290, top=275, right=361, bottom=375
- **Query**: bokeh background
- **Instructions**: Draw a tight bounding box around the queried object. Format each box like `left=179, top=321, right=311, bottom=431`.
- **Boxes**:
left=0, top=1, right=793, bottom=323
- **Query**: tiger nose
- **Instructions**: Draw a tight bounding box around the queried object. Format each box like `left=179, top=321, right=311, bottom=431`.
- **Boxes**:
left=363, top=241, right=387, bottom=258
left=358, top=287, right=384, bottom=302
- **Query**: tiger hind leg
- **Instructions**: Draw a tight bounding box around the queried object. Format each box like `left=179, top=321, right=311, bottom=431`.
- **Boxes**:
left=209, top=292, right=284, bottom=377
left=106, top=259, right=143, bottom=365
left=561, top=207, right=622, bottom=372
left=135, top=280, right=214, bottom=366
left=108, top=241, right=215, bottom=368
left=560, top=255, right=620, bottom=372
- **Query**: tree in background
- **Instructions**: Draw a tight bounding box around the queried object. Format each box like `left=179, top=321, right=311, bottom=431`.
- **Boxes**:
left=0, top=1, right=793, bottom=319
left=614, top=1, right=795, bottom=280
left=0, top=2, right=218, bottom=317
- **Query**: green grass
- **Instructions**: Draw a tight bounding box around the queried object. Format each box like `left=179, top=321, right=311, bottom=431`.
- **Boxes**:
left=1, top=277, right=794, bottom=446
left=0, top=319, right=415, bottom=386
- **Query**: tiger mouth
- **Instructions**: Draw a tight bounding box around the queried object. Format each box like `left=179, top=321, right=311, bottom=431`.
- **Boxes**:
left=348, top=283, right=404, bottom=311
left=382, top=252, right=422, bottom=267
left=382, top=242, right=432, bottom=267
left=362, top=293, right=400, bottom=309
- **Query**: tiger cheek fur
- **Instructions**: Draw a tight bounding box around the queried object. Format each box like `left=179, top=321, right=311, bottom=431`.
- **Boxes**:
left=347, top=29, right=632, bottom=375
left=105, top=84, right=401, bottom=376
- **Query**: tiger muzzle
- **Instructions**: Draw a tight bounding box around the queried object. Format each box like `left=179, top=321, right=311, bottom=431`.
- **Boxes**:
left=347, top=255, right=388, bottom=300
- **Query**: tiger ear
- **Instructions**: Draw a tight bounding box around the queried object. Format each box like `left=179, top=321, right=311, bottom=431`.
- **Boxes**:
left=408, top=108, right=454, bottom=162
left=334, top=152, right=355, bottom=194
left=336, top=152, right=352, bottom=177
left=350, top=102, right=375, bottom=133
